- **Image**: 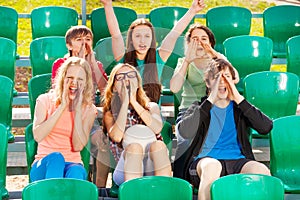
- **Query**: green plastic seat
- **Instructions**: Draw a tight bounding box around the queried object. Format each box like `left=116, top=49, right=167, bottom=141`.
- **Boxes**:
left=22, top=178, right=98, bottom=200
left=119, top=176, right=193, bottom=200
left=0, top=124, right=9, bottom=200
left=25, top=123, right=91, bottom=182
left=31, top=6, right=78, bottom=40
left=90, top=7, right=137, bottom=46
left=223, top=35, right=273, bottom=94
left=94, top=37, right=117, bottom=76
left=0, top=75, right=14, bottom=143
left=0, top=6, right=18, bottom=50
left=243, top=71, right=299, bottom=139
left=263, top=5, right=300, bottom=58
left=28, top=73, right=52, bottom=121
left=0, top=37, right=17, bottom=98
left=211, top=174, right=284, bottom=200
left=270, top=115, right=300, bottom=193
left=149, top=6, right=194, bottom=46
left=206, top=6, right=252, bottom=54
left=30, top=36, right=68, bottom=76
left=286, top=35, right=300, bottom=82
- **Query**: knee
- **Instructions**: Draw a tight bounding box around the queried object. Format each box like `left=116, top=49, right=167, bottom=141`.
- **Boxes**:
left=48, top=152, right=65, bottom=164
left=149, top=140, right=167, bottom=153
left=197, top=159, right=222, bottom=179
left=65, top=165, right=87, bottom=180
left=124, top=143, right=144, bottom=159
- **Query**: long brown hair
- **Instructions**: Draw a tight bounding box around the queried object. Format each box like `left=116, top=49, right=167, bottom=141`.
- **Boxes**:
left=124, top=18, right=161, bottom=102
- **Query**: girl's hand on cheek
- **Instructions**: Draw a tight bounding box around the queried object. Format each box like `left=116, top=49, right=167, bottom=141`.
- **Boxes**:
left=62, top=79, right=70, bottom=108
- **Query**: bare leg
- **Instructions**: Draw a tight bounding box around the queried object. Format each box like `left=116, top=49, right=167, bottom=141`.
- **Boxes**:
left=197, top=158, right=222, bottom=200
left=149, top=141, right=172, bottom=176
left=91, top=129, right=110, bottom=187
left=124, top=143, right=144, bottom=182
left=240, top=161, right=271, bottom=175
left=95, top=150, right=110, bottom=187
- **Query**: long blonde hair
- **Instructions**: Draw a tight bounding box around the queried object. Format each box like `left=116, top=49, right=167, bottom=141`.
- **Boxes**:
left=54, top=57, right=94, bottom=106
left=103, top=63, right=149, bottom=115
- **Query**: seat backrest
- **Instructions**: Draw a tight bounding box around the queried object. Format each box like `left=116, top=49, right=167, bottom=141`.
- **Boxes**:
left=286, top=35, right=300, bottom=80
left=0, top=6, right=18, bottom=46
left=270, top=115, right=300, bottom=193
left=206, top=6, right=252, bottom=54
left=90, top=7, right=137, bottom=46
left=161, top=35, right=185, bottom=89
left=263, top=5, right=300, bottom=58
left=30, top=36, right=68, bottom=76
left=25, top=123, right=91, bottom=182
left=22, top=178, right=98, bottom=200
left=223, top=35, right=273, bottom=93
left=31, top=6, right=78, bottom=40
left=0, top=37, right=16, bottom=84
left=94, top=37, right=117, bottom=76
left=0, top=123, right=8, bottom=200
left=149, top=6, right=193, bottom=46
left=0, top=76, right=13, bottom=132
left=28, top=73, right=52, bottom=121
left=211, top=174, right=284, bottom=200
left=243, top=71, right=299, bottom=120
left=119, top=176, right=192, bottom=200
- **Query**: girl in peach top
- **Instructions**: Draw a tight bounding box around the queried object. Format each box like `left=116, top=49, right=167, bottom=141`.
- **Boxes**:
left=30, top=57, right=97, bottom=182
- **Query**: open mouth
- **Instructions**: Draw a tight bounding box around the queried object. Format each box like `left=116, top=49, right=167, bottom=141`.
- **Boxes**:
left=218, top=86, right=227, bottom=93
left=69, top=86, right=78, bottom=95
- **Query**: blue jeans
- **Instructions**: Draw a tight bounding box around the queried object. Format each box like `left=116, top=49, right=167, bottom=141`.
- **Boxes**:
left=30, top=152, right=87, bottom=182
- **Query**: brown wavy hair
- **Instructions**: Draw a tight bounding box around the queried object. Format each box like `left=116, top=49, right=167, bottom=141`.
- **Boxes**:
left=124, top=18, right=161, bottom=102
left=54, top=57, right=94, bottom=106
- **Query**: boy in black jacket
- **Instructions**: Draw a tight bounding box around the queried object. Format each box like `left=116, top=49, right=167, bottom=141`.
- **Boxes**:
left=178, top=59, right=272, bottom=200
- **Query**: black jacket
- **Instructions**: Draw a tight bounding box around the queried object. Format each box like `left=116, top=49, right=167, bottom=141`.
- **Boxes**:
left=177, top=98, right=273, bottom=181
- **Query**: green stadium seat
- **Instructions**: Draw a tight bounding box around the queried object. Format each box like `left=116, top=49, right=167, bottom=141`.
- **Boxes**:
left=30, top=36, right=68, bottom=76
left=119, top=176, right=193, bottom=200
left=94, top=37, right=117, bottom=76
left=0, top=123, right=9, bottom=200
left=28, top=73, right=52, bottom=121
left=206, top=6, right=252, bottom=54
left=90, top=7, right=137, bottom=47
left=149, top=6, right=193, bottom=46
left=243, top=71, right=299, bottom=139
left=0, top=75, right=14, bottom=143
left=286, top=35, right=300, bottom=82
left=22, top=178, right=98, bottom=200
left=31, top=6, right=78, bottom=40
left=270, top=115, right=300, bottom=193
left=211, top=174, right=284, bottom=200
left=0, top=6, right=18, bottom=52
left=0, top=37, right=17, bottom=97
left=223, top=35, right=273, bottom=94
left=263, top=5, right=300, bottom=58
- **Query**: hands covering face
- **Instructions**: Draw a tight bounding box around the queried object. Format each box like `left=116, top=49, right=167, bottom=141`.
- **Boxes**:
left=62, top=78, right=84, bottom=111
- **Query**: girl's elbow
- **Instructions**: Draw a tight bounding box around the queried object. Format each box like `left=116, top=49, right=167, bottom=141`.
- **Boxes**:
left=73, top=144, right=84, bottom=152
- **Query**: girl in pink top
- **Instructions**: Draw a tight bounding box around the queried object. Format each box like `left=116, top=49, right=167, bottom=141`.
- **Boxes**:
left=30, top=57, right=98, bottom=182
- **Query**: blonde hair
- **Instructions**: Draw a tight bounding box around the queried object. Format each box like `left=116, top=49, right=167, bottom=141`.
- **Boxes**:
left=103, top=63, right=149, bottom=114
left=54, top=57, right=94, bottom=106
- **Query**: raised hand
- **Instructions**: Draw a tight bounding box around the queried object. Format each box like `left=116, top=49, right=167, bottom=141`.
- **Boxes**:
left=191, top=0, right=206, bottom=13
left=222, top=73, right=244, bottom=104
left=61, top=78, right=70, bottom=109
left=200, top=41, right=218, bottom=59
left=186, top=39, right=200, bottom=63
left=207, top=72, right=222, bottom=104
left=100, top=0, right=113, bottom=6
left=74, top=82, right=84, bottom=112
